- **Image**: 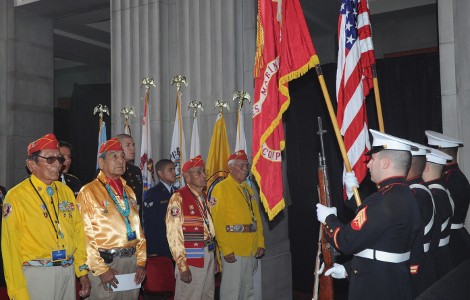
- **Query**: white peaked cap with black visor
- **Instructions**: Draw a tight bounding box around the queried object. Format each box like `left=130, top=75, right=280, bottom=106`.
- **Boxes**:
left=425, top=130, right=463, bottom=148
left=367, top=129, right=414, bottom=155
left=426, top=148, right=452, bottom=165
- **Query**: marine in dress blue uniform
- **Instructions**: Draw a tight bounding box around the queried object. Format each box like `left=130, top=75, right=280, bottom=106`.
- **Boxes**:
left=317, top=130, right=421, bottom=300
left=405, top=142, right=439, bottom=296
left=422, top=148, right=455, bottom=278
left=426, top=130, right=470, bottom=267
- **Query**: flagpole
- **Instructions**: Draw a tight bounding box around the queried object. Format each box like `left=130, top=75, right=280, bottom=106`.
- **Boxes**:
left=314, top=65, right=362, bottom=207
left=171, top=75, right=188, bottom=188
left=372, top=65, right=385, bottom=132
left=120, top=106, right=135, bottom=136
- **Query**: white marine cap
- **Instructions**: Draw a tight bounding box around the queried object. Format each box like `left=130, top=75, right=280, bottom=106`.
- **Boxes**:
left=425, top=130, right=463, bottom=148
left=426, top=148, right=452, bottom=165
left=367, top=129, right=412, bottom=155
left=402, top=140, right=431, bottom=156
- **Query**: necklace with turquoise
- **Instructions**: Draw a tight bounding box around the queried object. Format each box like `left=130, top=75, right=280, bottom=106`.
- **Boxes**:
left=104, top=183, right=136, bottom=241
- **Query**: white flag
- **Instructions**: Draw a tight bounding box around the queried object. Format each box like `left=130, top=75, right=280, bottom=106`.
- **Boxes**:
left=139, top=94, right=156, bottom=191
left=190, top=117, right=200, bottom=158
left=235, top=110, right=247, bottom=152
left=170, top=92, right=187, bottom=190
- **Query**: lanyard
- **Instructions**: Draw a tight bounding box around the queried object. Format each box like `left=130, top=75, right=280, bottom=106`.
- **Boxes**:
left=190, top=191, right=214, bottom=239
left=29, top=179, right=63, bottom=243
left=237, top=185, right=255, bottom=221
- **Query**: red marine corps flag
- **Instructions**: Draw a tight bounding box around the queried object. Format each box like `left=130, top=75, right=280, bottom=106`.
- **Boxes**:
left=253, top=0, right=319, bottom=220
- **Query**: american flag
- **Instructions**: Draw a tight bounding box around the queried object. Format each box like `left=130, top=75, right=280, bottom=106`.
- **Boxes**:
left=336, top=0, right=375, bottom=188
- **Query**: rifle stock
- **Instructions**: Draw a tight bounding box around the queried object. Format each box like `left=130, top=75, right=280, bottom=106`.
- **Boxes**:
left=313, top=117, right=335, bottom=300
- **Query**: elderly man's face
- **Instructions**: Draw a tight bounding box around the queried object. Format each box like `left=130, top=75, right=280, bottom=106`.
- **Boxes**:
left=99, top=150, right=126, bottom=179
left=185, top=166, right=207, bottom=189
left=229, top=160, right=250, bottom=183
left=28, top=149, right=63, bottom=185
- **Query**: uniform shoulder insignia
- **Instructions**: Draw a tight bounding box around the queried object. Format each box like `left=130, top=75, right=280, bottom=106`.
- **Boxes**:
left=351, top=205, right=368, bottom=231
left=209, top=196, right=217, bottom=207
left=2, top=203, right=12, bottom=219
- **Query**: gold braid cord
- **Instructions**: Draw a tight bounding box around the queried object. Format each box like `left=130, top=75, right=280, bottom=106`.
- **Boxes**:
left=254, top=0, right=264, bottom=78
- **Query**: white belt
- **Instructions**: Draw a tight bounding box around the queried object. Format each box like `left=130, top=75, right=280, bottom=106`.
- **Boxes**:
left=423, top=242, right=430, bottom=253
left=354, top=249, right=410, bottom=263
left=439, top=235, right=450, bottom=247
left=451, top=223, right=464, bottom=229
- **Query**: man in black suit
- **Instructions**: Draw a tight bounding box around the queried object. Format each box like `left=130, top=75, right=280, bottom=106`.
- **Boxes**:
left=116, top=134, right=144, bottom=217
left=143, top=159, right=176, bottom=258
left=59, top=141, right=82, bottom=197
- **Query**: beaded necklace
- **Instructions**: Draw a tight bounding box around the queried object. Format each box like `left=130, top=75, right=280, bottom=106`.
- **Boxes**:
left=100, top=178, right=136, bottom=241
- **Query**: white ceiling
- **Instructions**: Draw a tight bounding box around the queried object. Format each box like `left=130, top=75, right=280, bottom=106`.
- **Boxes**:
left=15, top=0, right=437, bottom=71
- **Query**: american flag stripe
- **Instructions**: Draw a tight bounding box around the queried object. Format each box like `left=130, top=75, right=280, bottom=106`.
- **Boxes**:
left=336, top=0, right=375, bottom=187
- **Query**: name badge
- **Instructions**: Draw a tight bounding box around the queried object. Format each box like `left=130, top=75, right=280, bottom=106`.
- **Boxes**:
left=52, top=249, right=67, bottom=261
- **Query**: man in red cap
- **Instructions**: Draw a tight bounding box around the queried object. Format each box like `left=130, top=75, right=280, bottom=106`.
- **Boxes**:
left=2, top=133, right=91, bottom=299
left=77, top=137, right=146, bottom=299
left=166, top=155, right=217, bottom=299
left=210, top=150, right=265, bottom=300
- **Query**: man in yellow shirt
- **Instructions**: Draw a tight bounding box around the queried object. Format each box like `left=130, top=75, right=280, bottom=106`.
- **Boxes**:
left=77, top=137, right=146, bottom=299
left=2, top=133, right=90, bottom=300
left=210, top=150, right=265, bottom=300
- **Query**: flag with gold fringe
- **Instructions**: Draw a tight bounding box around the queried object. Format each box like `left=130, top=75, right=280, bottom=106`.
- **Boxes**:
left=252, top=0, right=319, bottom=220
left=206, top=112, right=230, bottom=198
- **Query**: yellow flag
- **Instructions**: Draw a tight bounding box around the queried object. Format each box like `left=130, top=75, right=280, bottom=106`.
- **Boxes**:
left=206, top=112, right=230, bottom=197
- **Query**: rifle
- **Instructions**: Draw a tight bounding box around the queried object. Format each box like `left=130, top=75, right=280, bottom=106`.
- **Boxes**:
left=312, top=117, right=335, bottom=300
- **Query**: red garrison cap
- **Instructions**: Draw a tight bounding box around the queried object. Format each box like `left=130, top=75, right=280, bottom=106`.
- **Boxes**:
left=182, top=155, right=204, bottom=172
left=28, top=133, right=59, bottom=156
left=228, top=150, right=248, bottom=162
left=98, top=137, right=123, bottom=154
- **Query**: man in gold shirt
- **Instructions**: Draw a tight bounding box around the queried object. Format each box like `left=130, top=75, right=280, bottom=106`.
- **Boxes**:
left=2, top=133, right=90, bottom=300
left=166, top=155, right=216, bottom=300
left=210, top=150, right=265, bottom=300
left=77, top=137, right=146, bottom=299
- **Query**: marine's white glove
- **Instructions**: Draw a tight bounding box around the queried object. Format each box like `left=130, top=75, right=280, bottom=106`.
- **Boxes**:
left=324, top=263, right=347, bottom=279
left=344, top=171, right=359, bottom=199
left=316, top=203, right=337, bottom=223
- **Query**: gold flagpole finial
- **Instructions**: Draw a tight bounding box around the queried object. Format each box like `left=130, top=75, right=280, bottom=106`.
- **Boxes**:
left=120, top=106, right=136, bottom=126
left=214, top=100, right=230, bottom=113
left=188, top=100, right=204, bottom=118
left=93, top=104, right=110, bottom=122
left=171, top=75, right=188, bottom=93
left=141, top=77, right=156, bottom=92
left=232, top=90, right=251, bottom=111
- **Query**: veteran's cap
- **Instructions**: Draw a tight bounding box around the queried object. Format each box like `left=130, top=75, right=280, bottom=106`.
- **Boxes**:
left=182, top=155, right=205, bottom=172
left=98, top=137, right=124, bottom=154
left=27, top=133, right=60, bottom=156
left=367, top=129, right=412, bottom=155
left=228, top=150, right=248, bottom=162
left=426, top=148, right=452, bottom=165
left=425, top=130, right=463, bottom=148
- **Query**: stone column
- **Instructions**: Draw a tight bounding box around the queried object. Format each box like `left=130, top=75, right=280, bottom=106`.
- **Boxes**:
left=0, top=3, right=54, bottom=187
left=438, top=0, right=470, bottom=226
left=111, top=0, right=292, bottom=298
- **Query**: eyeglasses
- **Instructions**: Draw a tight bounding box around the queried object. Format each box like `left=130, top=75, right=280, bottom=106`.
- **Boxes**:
left=189, top=169, right=206, bottom=176
left=234, top=163, right=250, bottom=170
left=37, top=155, right=66, bottom=164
